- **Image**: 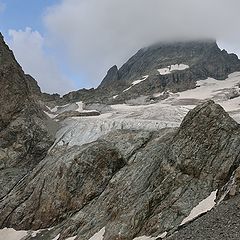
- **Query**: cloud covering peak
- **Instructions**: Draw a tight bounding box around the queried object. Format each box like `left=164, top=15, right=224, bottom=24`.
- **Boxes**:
left=44, top=0, right=240, bottom=86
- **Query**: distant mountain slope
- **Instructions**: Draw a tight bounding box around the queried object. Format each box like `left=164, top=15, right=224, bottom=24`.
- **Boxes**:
left=60, top=40, right=240, bottom=105
left=97, top=40, right=240, bottom=102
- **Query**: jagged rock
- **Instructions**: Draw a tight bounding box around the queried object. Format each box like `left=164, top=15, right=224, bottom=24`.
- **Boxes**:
left=99, top=65, right=119, bottom=89
left=2, top=101, right=240, bottom=240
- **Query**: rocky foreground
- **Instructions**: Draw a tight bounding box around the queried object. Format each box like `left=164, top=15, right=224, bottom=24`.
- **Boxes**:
left=1, top=99, right=240, bottom=240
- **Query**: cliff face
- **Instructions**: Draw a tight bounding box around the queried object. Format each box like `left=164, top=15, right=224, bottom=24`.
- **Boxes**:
left=0, top=34, right=56, bottom=200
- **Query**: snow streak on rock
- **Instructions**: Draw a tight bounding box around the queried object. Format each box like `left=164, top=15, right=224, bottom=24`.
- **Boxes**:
left=181, top=190, right=217, bottom=225
left=88, top=227, right=105, bottom=240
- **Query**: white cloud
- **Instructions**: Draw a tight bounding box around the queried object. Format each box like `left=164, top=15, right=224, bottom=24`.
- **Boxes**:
left=44, top=0, right=240, bottom=86
left=7, top=27, right=75, bottom=94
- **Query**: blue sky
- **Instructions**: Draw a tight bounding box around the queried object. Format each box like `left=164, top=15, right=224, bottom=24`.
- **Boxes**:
left=0, top=0, right=85, bottom=94
left=0, top=1, right=56, bottom=33
left=0, top=0, right=239, bottom=94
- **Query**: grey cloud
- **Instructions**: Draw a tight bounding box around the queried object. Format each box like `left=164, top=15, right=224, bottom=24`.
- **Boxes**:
left=44, top=0, right=240, bottom=87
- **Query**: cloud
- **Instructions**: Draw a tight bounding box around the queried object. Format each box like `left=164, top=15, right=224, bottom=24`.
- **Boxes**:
left=8, top=27, right=75, bottom=94
left=44, top=0, right=240, bottom=86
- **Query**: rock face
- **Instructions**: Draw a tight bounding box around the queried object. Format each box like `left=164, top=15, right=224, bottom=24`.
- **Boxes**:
left=1, top=101, right=240, bottom=240
left=0, top=34, right=56, bottom=200
left=99, top=65, right=119, bottom=89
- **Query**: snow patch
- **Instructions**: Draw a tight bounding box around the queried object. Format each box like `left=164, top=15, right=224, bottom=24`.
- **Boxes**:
left=0, top=228, right=28, bottom=240
left=133, top=232, right=167, bottom=240
left=89, top=227, right=105, bottom=240
left=133, top=236, right=156, bottom=240
left=123, top=75, right=149, bottom=92
left=65, top=236, right=77, bottom=240
left=52, top=233, right=60, bottom=240
left=76, top=101, right=84, bottom=112
left=158, top=64, right=189, bottom=75
left=0, top=228, right=43, bottom=240
left=181, top=190, right=217, bottom=225
left=113, top=95, right=118, bottom=99
left=44, top=111, right=57, bottom=119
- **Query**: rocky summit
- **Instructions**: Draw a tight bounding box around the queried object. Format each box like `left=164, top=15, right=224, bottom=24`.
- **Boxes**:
left=1, top=33, right=240, bottom=240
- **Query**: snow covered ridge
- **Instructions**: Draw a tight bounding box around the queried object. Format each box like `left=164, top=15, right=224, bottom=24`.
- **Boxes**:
left=158, top=64, right=189, bottom=75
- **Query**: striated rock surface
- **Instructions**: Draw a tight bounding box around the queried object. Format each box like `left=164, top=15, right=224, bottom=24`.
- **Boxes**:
left=1, top=33, right=240, bottom=240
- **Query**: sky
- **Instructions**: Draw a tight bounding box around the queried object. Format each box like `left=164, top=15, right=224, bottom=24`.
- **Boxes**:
left=0, top=0, right=240, bottom=94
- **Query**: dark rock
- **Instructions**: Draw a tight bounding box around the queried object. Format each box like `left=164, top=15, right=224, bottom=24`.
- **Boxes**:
left=99, top=65, right=119, bottom=89
left=55, top=110, right=100, bottom=121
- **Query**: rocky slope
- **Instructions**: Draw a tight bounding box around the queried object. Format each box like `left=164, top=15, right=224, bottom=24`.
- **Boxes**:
left=0, top=33, right=57, bottom=201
